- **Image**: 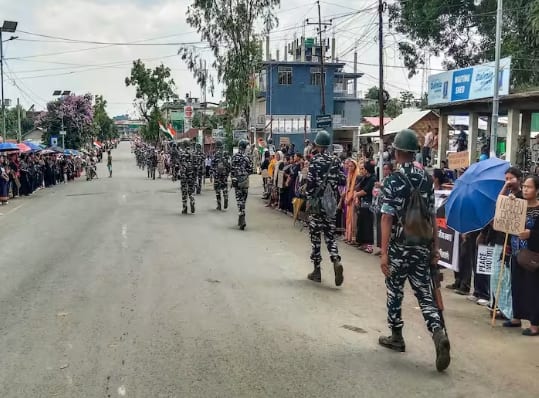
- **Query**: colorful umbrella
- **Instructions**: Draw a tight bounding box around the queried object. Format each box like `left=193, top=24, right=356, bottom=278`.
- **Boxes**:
left=445, top=157, right=510, bottom=234
left=23, top=141, right=43, bottom=152
left=17, top=143, right=32, bottom=153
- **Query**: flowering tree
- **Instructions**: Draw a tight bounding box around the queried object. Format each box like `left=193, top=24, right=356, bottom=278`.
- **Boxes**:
left=36, top=93, right=94, bottom=149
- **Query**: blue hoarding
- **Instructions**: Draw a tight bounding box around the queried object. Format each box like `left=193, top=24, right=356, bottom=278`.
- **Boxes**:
left=428, top=57, right=511, bottom=106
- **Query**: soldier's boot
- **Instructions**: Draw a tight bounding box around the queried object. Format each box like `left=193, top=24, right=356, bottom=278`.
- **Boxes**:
left=307, top=266, right=322, bottom=283
left=432, top=329, right=451, bottom=372
left=216, top=202, right=222, bottom=211
left=191, top=202, right=196, bottom=214
left=378, top=328, right=406, bottom=352
left=182, top=205, right=188, bottom=214
left=224, top=197, right=228, bottom=210
left=332, top=259, right=344, bottom=287
left=239, top=214, right=246, bottom=230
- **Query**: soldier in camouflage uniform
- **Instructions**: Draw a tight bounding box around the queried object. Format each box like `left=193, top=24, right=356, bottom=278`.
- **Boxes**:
left=179, top=139, right=197, bottom=214
left=211, top=140, right=231, bottom=211
left=195, top=143, right=205, bottom=194
left=305, top=130, right=346, bottom=286
left=170, top=142, right=181, bottom=181
left=379, top=129, right=450, bottom=372
left=231, top=139, right=253, bottom=230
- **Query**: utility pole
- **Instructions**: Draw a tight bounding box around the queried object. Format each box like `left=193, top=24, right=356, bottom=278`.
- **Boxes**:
left=1, top=29, right=5, bottom=142
left=306, top=1, right=332, bottom=115
left=17, top=97, right=21, bottom=143
left=378, top=0, right=385, bottom=181
left=490, top=0, right=503, bottom=158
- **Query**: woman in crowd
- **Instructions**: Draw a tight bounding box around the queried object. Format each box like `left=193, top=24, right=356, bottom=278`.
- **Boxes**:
left=343, top=159, right=359, bottom=245
left=505, top=175, right=539, bottom=335
left=279, top=155, right=292, bottom=213
left=490, top=167, right=523, bottom=320
left=0, top=156, right=10, bottom=205
left=433, top=168, right=446, bottom=190
left=355, top=161, right=376, bottom=253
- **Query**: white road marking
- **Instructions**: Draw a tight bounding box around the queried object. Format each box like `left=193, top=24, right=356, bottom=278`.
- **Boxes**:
left=118, top=385, right=126, bottom=396
left=121, top=224, right=128, bottom=248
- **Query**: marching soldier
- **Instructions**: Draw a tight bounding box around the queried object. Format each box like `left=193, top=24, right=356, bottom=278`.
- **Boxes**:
left=305, top=130, right=346, bottom=286
left=231, top=139, right=253, bottom=230
left=212, top=140, right=231, bottom=211
left=179, top=139, right=197, bottom=214
left=378, top=129, right=450, bottom=372
left=195, top=143, right=205, bottom=194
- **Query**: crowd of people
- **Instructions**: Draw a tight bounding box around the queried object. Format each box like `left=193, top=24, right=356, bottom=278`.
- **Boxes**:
left=0, top=141, right=118, bottom=205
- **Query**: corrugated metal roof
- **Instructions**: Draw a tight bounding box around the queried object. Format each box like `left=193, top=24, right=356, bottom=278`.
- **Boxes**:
left=362, top=117, right=392, bottom=127
left=384, top=110, right=434, bottom=134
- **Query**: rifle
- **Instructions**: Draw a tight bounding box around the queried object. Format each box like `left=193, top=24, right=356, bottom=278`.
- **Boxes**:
left=430, top=264, right=448, bottom=333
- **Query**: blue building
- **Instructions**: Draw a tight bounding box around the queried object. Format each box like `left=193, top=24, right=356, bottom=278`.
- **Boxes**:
left=253, top=37, right=363, bottom=153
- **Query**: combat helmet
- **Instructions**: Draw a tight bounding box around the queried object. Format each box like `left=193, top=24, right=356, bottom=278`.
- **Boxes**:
left=238, top=139, right=249, bottom=150
left=393, top=129, right=419, bottom=153
left=314, top=130, right=331, bottom=147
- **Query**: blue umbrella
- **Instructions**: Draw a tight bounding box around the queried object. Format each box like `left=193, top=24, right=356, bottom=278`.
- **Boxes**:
left=445, top=157, right=510, bottom=233
left=24, top=141, right=43, bottom=152
left=0, top=142, right=19, bottom=152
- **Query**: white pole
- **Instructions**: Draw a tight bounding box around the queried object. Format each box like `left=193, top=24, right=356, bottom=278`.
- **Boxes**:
left=490, top=0, right=503, bottom=158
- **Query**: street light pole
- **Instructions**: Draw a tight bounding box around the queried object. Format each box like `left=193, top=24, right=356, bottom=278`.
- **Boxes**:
left=490, top=0, right=503, bottom=158
left=1, top=29, right=4, bottom=143
left=0, top=21, right=18, bottom=142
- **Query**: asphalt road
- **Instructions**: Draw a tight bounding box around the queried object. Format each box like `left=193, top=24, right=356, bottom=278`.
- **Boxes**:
left=0, top=142, right=537, bottom=398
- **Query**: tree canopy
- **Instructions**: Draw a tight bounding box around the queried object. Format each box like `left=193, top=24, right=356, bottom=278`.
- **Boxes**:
left=389, top=0, right=539, bottom=88
left=180, top=0, right=280, bottom=124
left=93, top=95, right=117, bottom=141
left=36, top=94, right=94, bottom=149
left=125, top=60, right=177, bottom=142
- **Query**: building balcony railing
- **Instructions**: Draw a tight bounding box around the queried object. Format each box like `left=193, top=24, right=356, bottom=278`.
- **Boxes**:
left=333, top=90, right=358, bottom=99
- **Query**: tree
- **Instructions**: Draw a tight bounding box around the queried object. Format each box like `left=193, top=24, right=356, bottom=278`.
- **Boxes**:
left=180, top=0, right=280, bottom=125
left=0, top=105, right=35, bottom=141
left=399, top=91, right=415, bottom=107
left=125, top=60, right=177, bottom=143
left=36, top=94, right=94, bottom=148
left=389, top=0, right=539, bottom=88
left=365, top=86, right=380, bottom=101
left=362, top=87, right=403, bottom=118
left=93, top=95, right=116, bottom=141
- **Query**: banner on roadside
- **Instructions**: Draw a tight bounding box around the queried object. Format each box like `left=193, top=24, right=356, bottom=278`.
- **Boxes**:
left=436, top=190, right=460, bottom=271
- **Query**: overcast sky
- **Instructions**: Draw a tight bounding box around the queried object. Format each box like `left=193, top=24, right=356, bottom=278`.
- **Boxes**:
left=0, top=0, right=441, bottom=118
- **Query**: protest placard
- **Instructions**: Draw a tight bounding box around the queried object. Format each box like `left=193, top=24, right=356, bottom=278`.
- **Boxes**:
left=493, top=195, right=527, bottom=235
left=448, top=151, right=470, bottom=170
left=476, top=244, right=494, bottom=275
left=435, top=190, right=459, bottom=271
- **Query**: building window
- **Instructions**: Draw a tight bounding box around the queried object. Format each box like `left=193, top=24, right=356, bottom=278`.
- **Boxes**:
left=310, top=67, right=325, bottom=85
left=278, top=66, right=293, bottom=85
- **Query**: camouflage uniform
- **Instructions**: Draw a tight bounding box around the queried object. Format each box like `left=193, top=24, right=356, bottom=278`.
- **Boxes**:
left=195, top=146, right=205, bottom=194
left=212, top=149, right=231, bottom=210
left=306, top=152, right=346, bottom=271
left=231, top=147, right=253, bottom=228
left=179, top=146, right=197, bottom=213
left=381, top=162, right=442, bottom=333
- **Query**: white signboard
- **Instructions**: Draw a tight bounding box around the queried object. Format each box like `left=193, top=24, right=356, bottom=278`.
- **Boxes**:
left=428, top=57, right=511, bottom=106
left=476, top=244, right=494, bottom=275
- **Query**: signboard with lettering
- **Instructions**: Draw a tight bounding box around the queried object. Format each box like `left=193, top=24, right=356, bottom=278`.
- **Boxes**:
left=493, top=195, right=527, bottom=235
left=448, top=151, right=470, bottom=170
left=428, top=57, right=511, bottom=106
left=233, top=130, right=249, bottom=141
left=316, top=114, right=332, bottom=128
left=212, top=128, right=225, bottom=139
left=436, top=190, right=460, bottom=271
left=476, top=244, right=494, bottom=275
